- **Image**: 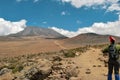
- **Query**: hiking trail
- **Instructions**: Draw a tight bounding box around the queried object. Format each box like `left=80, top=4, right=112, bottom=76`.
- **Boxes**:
left=54, top=40, right=67, bottom=50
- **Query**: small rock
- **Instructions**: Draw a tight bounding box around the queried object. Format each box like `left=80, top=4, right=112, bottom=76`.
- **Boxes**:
left=93, top=65, right=96, bottom=67
left=0, top=68, right=11, bottom=75
left=75, top=52, right=80, bottom=56
left=65, top=66, right=80, bottom=79
left=85, top=69, right=91, bottom=74
left=85, top=71, right=91, bottom=74
left=104, top=64, right=108, bottom=67
left=23, top=59, right=52, bottom=80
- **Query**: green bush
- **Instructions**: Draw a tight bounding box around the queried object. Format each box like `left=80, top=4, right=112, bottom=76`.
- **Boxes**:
left=63, top=50, right=76, bottom=58
left=12, top=65, right=24, bottom=73
left=63, top=46, right=89, bottom=58
left=102, top=45, right=120, bottom=53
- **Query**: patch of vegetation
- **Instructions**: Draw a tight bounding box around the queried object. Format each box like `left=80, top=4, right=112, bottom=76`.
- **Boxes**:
left=0, top=65, right=7, bottom=71
left=92, top=44, right=108, bottom=49
left=102, top=44, right=120, bottom=53
left=0, top=61, right=23, bottom=73
left=63, top=46, right=89, bottom=58
left=9, top=58, right=18, bottom=63
left=71, top=46, right=89, bottom=53
left=63, top=50, right=76, bottom=58
left=12, top=65, right=24, bottom=73
left=7, top=63, right=17, bottom=69
left=26, top=53, right=38, bottom=59
left=1, top=58, right=9, bottom=63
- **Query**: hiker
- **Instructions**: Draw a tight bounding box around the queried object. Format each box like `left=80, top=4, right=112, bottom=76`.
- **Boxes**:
left=107, top=36, right=120, bottom=80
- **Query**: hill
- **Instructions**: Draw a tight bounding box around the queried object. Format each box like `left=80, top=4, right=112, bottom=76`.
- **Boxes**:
left=58, top=33, right=120, bottom=48
left=8, top=27, right=67, bottom=39
left=63, top=33, right=120, bottom=44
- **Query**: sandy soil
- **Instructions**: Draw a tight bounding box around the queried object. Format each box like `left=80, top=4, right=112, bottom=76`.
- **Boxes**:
left=71, top=48, right=119, bottom=80
left=0, top=38, right=119, bottom=80
left=0, top=38, right=62, bottom=58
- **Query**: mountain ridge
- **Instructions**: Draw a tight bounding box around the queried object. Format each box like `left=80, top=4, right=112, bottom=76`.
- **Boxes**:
left=8, top=27, right=67, bottom=39
left=61, top=33, right=120, bottom=46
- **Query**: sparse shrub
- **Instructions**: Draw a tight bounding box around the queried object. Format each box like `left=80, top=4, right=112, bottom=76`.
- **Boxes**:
left=62, top=46, right=89, bottom=58
left=92, top=44, right=108, bottom=49
left=0, top=65, right=7, bottom=71
left=102, top=45, right=120, bottom=53
left=102, top=46, right=109, bottom=53
left=9, top=58, right=18, bottom=63
left=72, top=46, right=89, bottom=53
left=53, top=56, right=62, bottom=61
left=63, top=50, right=76, bottom=58
left=7, top=64, right=16, bottom=69
left=2, top=58, right=8, bottom=63
left=26, top=54, right=37, bottom=59
left=12, top=65, right=24, bottom=73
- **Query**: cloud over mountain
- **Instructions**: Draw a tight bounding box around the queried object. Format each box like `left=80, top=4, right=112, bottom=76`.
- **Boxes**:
left=0, top=18, right=27, bottom=36
left=51, top=20, right=120, bottom=38
left=51, top=0, right=120, bottom=38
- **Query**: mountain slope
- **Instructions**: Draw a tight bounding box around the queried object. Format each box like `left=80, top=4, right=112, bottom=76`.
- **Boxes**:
left=8, top=27, right=67, bottom=39
left=61, top=33, right=120, bottom=46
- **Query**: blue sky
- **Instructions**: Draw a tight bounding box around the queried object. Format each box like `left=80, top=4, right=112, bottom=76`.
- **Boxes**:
left=0, top=0, right=120, bottom=37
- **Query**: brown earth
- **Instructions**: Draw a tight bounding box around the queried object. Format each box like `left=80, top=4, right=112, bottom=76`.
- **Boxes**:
left=0, top=36, right=120, bottom=80
left=73, top=48, right=108, bottom=80
left=0, top=33, right=120, bottom=58
left=0, top=37, right=63, bottom=58
left=60, top=33, right=120, bottom=48
left=0, top=46, right=119, bottom=80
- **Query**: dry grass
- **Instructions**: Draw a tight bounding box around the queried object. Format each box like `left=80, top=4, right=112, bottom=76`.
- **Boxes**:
left=0, top=38, right=61, bottom=58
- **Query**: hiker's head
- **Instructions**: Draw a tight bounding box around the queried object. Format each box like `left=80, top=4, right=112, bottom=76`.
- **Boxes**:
left=109, top=36, right=115, bottom=44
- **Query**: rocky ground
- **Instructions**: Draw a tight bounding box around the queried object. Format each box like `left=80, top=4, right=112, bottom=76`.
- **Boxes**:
left=0, top=45, right=119, bottom=80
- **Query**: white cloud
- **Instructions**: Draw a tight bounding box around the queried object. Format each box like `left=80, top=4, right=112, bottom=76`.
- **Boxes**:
left=61, top=0, right=107, bottom=8
left=62, top=0, right=70, bottom=3
left=50, top=27, right=77, bottom=37
left=76, top=20, right=81, bottom=24
left=42, top=21, right=47, bottom=24
left=61, top=11, right=66, bottom=16
left=50, top=20, right=120, bottom=38
left=16, top=0, right=39, bottom=3
left=0, top=18, right=27, bottom=36
left=33, top=0, right=39, bottom=3
left=61, top=0, right=120, bottom=11
left=16, top=0, right=28, bottom=2
left=107, top=3, right=120, bottom=11
left=61, top=11, right=70, bottom=16
left=16, top=0, right=22, bottom=2
left=78, top=21, right=120, bottom=36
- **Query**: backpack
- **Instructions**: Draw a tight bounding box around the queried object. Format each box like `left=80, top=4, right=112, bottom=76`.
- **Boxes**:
left=108, top=44, right=119, bottom=60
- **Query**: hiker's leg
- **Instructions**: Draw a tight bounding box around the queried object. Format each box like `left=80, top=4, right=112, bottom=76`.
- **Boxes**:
left=108, top=61, right=113, bottom=80
left=114, top=61, right=119, bottom=80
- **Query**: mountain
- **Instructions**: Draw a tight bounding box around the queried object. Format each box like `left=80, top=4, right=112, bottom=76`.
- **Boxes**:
left=8, top=27, right=67, bottom=39
left=62, top=33, right=120, bottom=46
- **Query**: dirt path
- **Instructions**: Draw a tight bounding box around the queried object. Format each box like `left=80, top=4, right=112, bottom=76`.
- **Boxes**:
left=72, top=48, right=110, bottom=80
left=54, top=40, right=67, bottom=50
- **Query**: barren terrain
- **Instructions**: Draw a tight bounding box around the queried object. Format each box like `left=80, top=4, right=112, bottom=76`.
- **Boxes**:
left=0, top=35, right=120, bottom=80
left=0, top=37, right=62, bottom=58
left=0, top=44, right=119, bottom=80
